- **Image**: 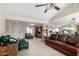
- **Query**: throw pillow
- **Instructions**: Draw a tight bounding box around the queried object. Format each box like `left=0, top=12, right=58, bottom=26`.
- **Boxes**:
left=58, top=34, right=67, bottom=42
left=65, top=35, right=77, bottom=45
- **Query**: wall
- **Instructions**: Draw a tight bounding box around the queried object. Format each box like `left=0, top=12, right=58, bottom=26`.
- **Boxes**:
left=6, top=20, right=35, bottom=39
left=0, top=12, right=5, bottom=36
left=5, top=15, right=48, bottom=24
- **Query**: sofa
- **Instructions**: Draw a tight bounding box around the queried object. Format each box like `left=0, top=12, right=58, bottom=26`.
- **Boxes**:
left=25, top=33, right=33, bottom=39
left=0, top=35, right=18, bottom=46
left=45, top=34, right=79, bottom=56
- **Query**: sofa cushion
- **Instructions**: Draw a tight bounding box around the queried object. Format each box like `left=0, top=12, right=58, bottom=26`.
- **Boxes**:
left=47, top=40, right=76, bottom=50
left=0, top=36, right=9, bottom=45
left=49, top=34, right=57, bottom=40
left=57, top=34, right=67, bottom=42
left=65, top=35, right=77, bottom=45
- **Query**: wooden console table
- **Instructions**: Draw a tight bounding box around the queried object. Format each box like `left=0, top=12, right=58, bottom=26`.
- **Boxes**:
left=0, top=43, right=18, bottom=56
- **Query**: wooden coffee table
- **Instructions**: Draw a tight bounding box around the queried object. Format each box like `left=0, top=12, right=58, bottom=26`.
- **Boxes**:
left=0, top=43, right=18, bottom=56
left=0, top=46, right=9, bottom=56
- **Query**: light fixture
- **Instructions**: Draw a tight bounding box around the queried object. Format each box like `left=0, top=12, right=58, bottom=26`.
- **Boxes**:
left=70, top=18, right=76, bottom=25
left=30, top=24, right=35, bottom=26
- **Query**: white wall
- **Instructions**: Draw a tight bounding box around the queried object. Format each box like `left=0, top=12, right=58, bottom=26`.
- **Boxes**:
left=5, top=15, right=48, bottom=24
left=0, top=12, right=5, bottom=36
left=6, top=20, right=35, bottom=39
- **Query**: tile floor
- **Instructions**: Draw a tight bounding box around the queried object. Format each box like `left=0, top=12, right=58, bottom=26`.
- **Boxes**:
left=17, top=38, right=65, bottom=56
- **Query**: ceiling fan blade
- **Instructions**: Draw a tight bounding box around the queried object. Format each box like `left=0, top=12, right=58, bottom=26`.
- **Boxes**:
left=35, top=4, right=47, bottom=7
left=51, top=3, right=60, bottom=10
left=44, top=9, right=47, bottom=13
left=54, top=6, right=60, bottom=10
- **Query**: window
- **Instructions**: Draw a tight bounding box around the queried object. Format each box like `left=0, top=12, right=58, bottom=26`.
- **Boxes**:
left=52, top=28, right=59, bottom=32
left=26, top=27, right=32, bottom=34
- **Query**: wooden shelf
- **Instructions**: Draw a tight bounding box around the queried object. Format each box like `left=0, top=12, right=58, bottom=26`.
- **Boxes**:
left=35, top=26, right=43, bottom=38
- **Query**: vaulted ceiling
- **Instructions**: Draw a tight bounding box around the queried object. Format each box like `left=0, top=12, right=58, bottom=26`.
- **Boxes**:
left=49, top=3, right=79, bottom=28
left=0, top=3, right=69, bottom=24
left=50, top=3, right=79, bottom=20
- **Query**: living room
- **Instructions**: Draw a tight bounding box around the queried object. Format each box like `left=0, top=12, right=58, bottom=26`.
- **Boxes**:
left=0, top=2, right=79, bottom=57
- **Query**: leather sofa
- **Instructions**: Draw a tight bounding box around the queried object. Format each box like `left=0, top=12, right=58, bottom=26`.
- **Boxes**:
left=0, top=35, right=18, bottom=46
left=45, top=34, right=79, bottom=56
left=25, top=33, right=33, bottom=39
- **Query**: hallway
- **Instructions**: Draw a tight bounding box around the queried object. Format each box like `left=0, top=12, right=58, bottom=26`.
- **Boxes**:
left=17, top=38, right=65, bottom=56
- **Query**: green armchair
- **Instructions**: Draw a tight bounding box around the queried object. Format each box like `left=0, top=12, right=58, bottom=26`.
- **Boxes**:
left=18, top=39, right=29, bottom=50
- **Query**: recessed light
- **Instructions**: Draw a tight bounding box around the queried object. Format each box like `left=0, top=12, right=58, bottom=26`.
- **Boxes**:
left=30, top=24, right=35, bottom=25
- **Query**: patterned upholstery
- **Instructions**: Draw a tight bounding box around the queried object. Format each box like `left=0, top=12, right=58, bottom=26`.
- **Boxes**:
left=65, top=35, right=77, bottom=45
left=49, top=34, right=58, bottom=40
left=57, top=34, right=67, bottom=42
left=75, top=43, right=79, bottom=48
left=45, top=34, right=79, bottom=56
left=75, top=36, right=79, bottom=43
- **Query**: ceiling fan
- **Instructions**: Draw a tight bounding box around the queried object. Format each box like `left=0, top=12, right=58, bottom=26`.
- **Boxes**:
left=35, top=3, right=60, bottom=13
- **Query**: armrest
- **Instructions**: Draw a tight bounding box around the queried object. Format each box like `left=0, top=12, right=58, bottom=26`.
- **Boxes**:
left=75, top=43, right=79, bottom=48
left=45, top=36, right=50, bottom=40
left=75, top=43, right=79, bottom=56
